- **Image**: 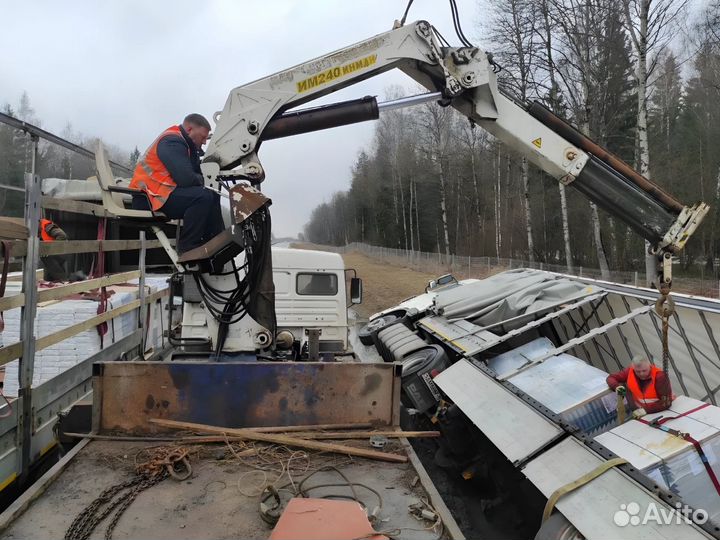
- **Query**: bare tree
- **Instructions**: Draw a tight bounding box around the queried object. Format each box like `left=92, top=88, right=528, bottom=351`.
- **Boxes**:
left=487, top=0, right=538, bottom=261
left=415, top=103, right=454, bottom=260
left=544, top=0, right=636, bottom=278
left=536, top=0, right=574, bottom=273
left=623, top=0, right=688, bottom=285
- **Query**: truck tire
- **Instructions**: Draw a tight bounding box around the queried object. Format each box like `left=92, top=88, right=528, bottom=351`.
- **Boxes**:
left=358, top=311, right=406, bottom=346
left=534, top=512, right=582, bottom=540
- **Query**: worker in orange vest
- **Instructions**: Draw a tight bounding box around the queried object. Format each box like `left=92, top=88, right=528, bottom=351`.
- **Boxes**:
left=606, top=354, right=673, bottom=418
left=39, top=218, right=68, bottom=281
left=129, top=113, right=224, bottom=254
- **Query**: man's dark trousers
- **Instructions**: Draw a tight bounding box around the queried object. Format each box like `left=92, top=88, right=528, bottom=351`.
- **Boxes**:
left=161, top=187, right=225, bottom=253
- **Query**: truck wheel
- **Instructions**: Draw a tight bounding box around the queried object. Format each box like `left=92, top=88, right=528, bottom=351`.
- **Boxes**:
left=534, top=512, right=582, bottom=540
left=358, top=311, right=405, bottom=346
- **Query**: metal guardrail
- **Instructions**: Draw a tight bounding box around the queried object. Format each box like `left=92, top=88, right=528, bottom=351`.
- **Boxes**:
left=330, top=242, right=720, bottom=299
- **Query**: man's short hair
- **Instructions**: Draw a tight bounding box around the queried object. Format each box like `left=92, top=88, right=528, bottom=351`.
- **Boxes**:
left=631, top=354, right=651, bottom=367
left=183, top=113, right=211, bottom=131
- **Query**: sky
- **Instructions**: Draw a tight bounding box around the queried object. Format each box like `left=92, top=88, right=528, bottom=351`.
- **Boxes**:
left=1, top=0, right=482, bottom=237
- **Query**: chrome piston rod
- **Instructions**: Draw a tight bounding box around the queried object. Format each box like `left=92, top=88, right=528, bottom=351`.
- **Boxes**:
left=261, top=92, right=443, bottom=141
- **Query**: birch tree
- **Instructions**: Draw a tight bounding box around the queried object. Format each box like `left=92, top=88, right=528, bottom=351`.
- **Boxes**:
left=487, top=0, right=538, bottom=261
left=623, top=0, right=688, bottom=285
left=416, top=103, right=454, bottom=259
left=536, top=0, right=574, bottom=273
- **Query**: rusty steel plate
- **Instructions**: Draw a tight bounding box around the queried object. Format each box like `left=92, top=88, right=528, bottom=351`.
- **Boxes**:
left=229, top=184, right=271, bottom=224
left=93, top=362, right=401, bottom=434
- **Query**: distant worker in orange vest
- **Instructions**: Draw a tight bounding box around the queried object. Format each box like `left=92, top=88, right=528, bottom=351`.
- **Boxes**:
left=129, top=113, right=224, bottom=254
left=606, top=354, right=673, bottom=419
left=39, top=218, right=68, bottom=281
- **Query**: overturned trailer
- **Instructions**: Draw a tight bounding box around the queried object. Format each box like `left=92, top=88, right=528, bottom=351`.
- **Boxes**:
left=358, top=268, right=720, bottom=539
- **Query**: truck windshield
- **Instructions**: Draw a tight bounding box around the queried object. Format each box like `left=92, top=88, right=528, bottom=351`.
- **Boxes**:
left=296, top=273, right=338, bottom=296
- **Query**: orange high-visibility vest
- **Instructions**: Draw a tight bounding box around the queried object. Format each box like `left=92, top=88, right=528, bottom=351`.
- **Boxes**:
left=627, top=365, right=661, bottom=406
left=39, top=219, right=54, bottom=242
left=129, top=125, right=188, bottom=211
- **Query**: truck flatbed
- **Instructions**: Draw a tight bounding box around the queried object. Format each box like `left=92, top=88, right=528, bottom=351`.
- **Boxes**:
left=1, top=438, right=462, bottom=540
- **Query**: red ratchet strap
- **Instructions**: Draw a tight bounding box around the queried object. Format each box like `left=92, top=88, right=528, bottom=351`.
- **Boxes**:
left=0, top=241, right=12, bottom=418
left=93, top=218, right=108, bottom=346
left=651, top=403, right=711, bottom=425
left=0, top=241, right=10, bottom=332
left=638, top=403, right=720, bottom=496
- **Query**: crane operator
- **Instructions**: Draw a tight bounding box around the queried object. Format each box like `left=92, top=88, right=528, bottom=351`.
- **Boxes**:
left=129, top=113, right=224, bottom=254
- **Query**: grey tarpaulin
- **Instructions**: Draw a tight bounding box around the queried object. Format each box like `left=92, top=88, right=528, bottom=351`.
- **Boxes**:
left=433, top=269, right=596, bottom=326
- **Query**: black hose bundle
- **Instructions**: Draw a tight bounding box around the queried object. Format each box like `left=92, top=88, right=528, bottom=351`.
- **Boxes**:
left=191, top=205, right=276, bottom=355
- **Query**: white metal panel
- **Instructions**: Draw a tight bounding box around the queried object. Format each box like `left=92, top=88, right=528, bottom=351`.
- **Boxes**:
left=523, top=437, right=712, bottom=540
left=594, top=431, right=663, bottom=470
left=434, top=359, right=563, bottom=463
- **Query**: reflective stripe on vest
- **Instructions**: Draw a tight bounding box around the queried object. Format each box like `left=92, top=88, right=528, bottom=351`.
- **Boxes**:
left=40, top=219, right=54, bottom=242
left=129, top=125, right=188, bottom=211
left=627, top=365, right=661, bottom=405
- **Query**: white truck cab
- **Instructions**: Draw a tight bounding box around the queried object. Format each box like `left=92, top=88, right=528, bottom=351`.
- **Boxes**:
left=272, top=248, right=357, bottom=357
left=180, top=247, right=361, bottom=358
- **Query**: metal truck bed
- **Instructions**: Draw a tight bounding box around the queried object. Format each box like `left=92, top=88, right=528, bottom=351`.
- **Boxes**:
left=0, top=438, right=461, bottom=540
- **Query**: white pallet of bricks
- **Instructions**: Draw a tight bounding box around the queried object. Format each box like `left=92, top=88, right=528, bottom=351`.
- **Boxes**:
left=1, top=276, right=173, bottom=396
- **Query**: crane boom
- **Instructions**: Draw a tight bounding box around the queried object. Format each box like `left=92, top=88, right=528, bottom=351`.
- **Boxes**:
left=200, top=19, right=708, bottom=282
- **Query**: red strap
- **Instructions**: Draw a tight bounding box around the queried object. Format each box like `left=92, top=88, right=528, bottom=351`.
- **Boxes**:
left=685, top=434, right=720, bottom=496
left=655, top=403, right=711, bottom=425
left=638, top=404, right=720, bottom=496
left=0, top=240, right=10, bottom=333
left=93, top=219, right=108, bottom=345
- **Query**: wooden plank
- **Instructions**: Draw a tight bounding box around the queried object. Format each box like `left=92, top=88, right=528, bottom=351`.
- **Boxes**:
left=0, top=217, right=29, bottom=240
left=250, top=422, right=372, bottom=433
left=36, top=270, right=141, bottom=303
left=60, top=432, right=252, bottom=453
left=7, top=239, right=173, bottom=258
left=289, top=430, right=440, bottom=440
left=34, top=299, right=140, bottom=352
left=35, top=289, right=167, bottom=353
left=41, top=196, right=111, bottom=218
left=150, top=419, right=408, bottom=463
left=40, top=239, right=168, bottom=256
left=0, top=289, right=168, bottom=367
left=0, top=438, right=90, bottom=535
left=0, top=342, right=24, bottom=368
left=0, top=293, right=25, bottom=312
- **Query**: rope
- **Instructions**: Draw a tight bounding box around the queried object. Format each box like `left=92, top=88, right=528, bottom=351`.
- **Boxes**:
left=542, top=458, right=627, bottom=522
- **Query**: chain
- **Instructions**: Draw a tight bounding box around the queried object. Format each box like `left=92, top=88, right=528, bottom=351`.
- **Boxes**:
left=654, top=283, right=676, bottom=375
left=104, top=472, right=167, bottom=540
left=65, top=446, right=191, bottom=540
left=64, top=476, right=145, bottom=540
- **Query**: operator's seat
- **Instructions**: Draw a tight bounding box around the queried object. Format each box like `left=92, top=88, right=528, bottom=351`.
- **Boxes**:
left=94, top=141, right=169, bottom=223
left=95, top=142, right=183, bottom=271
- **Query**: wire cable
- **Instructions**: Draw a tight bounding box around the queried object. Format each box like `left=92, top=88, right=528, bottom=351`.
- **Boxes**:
left=448, top=0, right=474, bottom=47
left=399, top=0, right=414, bottom=26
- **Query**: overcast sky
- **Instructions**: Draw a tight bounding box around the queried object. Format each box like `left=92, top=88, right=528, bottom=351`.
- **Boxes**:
left=1, top=0, right=482, bottom=237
